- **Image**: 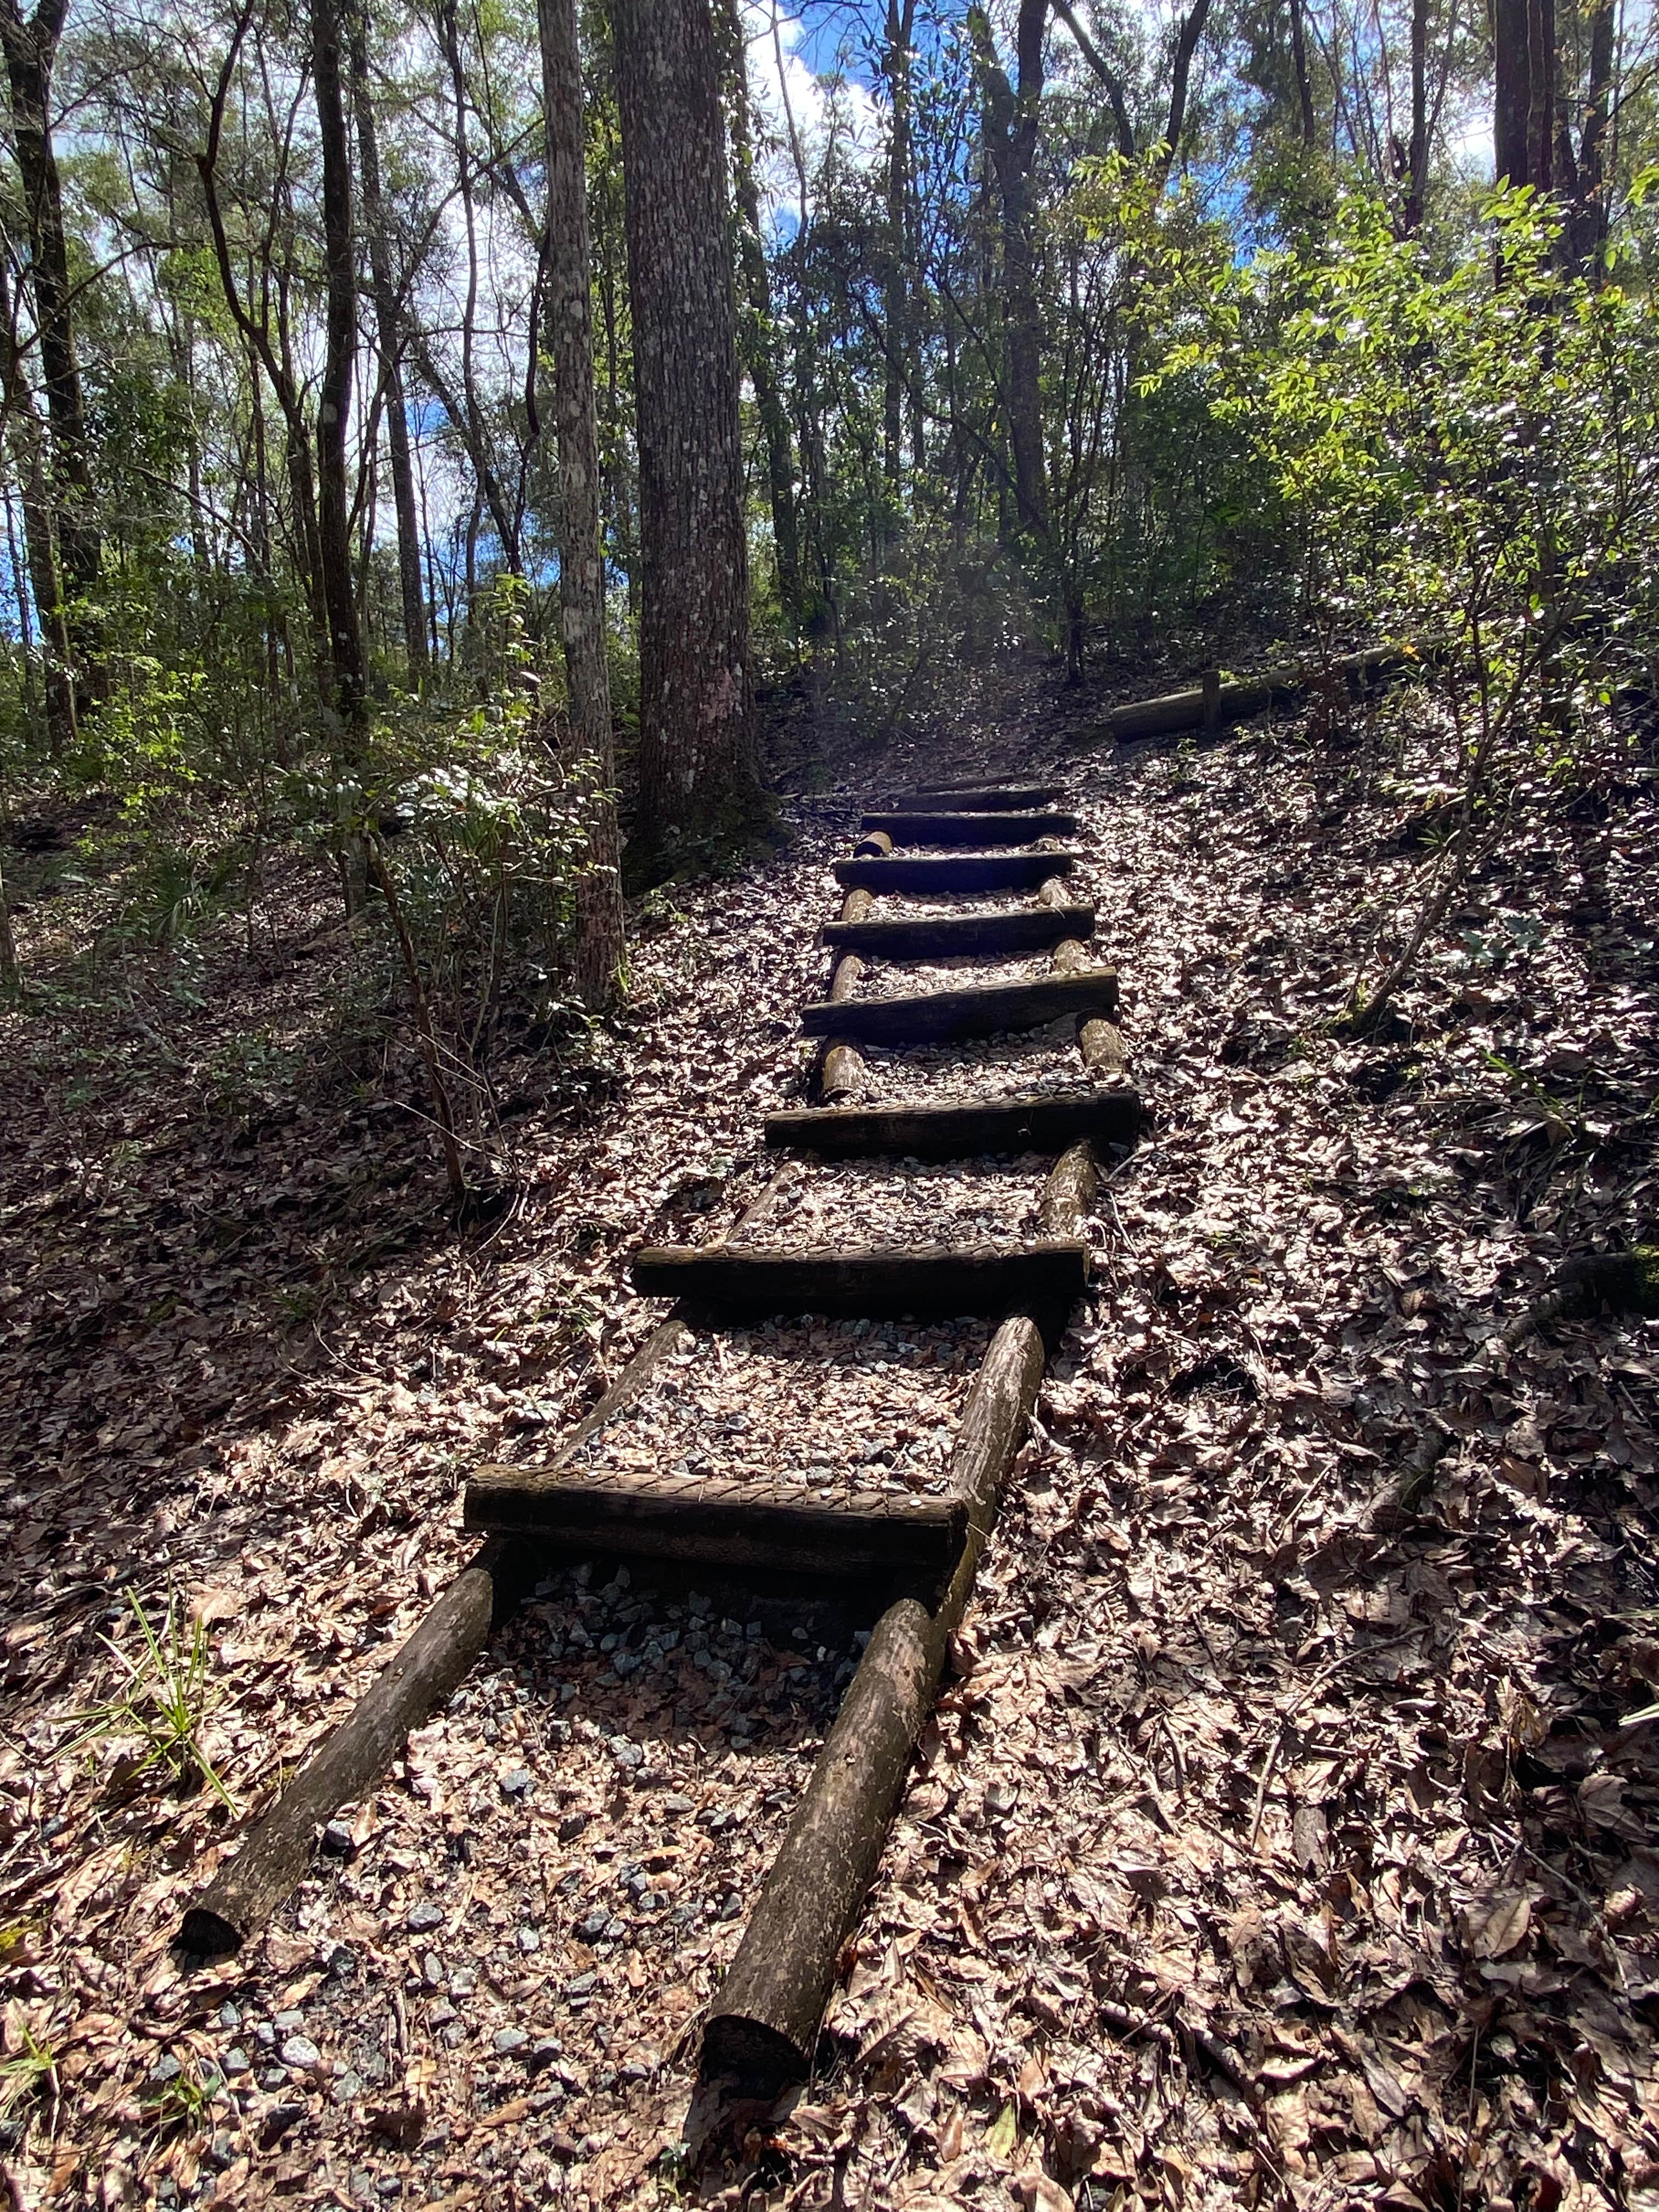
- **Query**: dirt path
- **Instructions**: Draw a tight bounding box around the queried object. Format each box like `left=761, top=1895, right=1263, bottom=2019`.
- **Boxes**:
left=2, top=662, right=1657, bottom=2209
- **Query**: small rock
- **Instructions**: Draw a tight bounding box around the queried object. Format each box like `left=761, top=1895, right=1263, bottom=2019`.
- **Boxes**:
left=610, top=1739, right=644, bottom=1771
left=216, top=2002, right=241, bottom=2030
left=448, top=1971, right=475, bottom=1997
left=575, top=1909, right=609, bottom=1942
left=279, top=2036, right=321, bottom=2070
left=427, top=2004, right=456, bottom=2029
left=500, top=1769, right=533, bottom=1800
left=326, top=1945, right=357, bottom=1979
left=557, top=1811, right=589, bottom=1844
left=565, top=1972, right=597, bottom=2000
left=407, top=1901, right=444, bottom=1933
left=529, top=2036, right=563, bottom=2070
left=662, top=1793, right=694, bottom=1815
left=516, top=1927, right=541, bottom=1954
left=330, top=2069, right=362, bottom=2106
left=148, top=2053, right=182, bottom=2086
left=421, top=1953, right=444, bottom=1989
left=493, top=2027, right=528, bottom=2056
left=320, top=1820, right=356, bottom=1859
left=441, top=2019, right=466, bottom=2049
left=272, top=2010, right=305, bottom=2033
left=221, top=2049, right=251, bottom=2077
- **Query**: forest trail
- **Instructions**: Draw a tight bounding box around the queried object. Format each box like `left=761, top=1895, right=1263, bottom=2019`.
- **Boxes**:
left=3, top=661, right=1659, bottom=2208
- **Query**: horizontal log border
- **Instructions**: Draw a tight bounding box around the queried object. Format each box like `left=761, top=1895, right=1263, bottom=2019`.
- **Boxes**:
left=1082, top=641, right=1435, bottom=747
left=630, top=1239, right=1089, bottom=1321
left=799, top=968, right=1119, bottom=1046
left=765, top=1087, right=1142, bottom=1160
left=857, top=811, right=1080, bottom=846
left=464, top=1466, right=966, bottom=1581
left=833, top=851, right=1079, bottom=894
left=884, top=783, right=1065, bottom=810
left=820, top=905, right=1094, bottom=960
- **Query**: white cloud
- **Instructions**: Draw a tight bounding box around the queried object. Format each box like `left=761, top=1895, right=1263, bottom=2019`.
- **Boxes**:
left=738, top=3, right=884, bottom=230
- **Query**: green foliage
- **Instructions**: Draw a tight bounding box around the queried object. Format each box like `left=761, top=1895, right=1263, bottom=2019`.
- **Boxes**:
left=1149, top=183, right=1659, bottom=780
left=0, top=2015, right=56, bottom=2128
left=65, top=1587, right=234, bottom=1808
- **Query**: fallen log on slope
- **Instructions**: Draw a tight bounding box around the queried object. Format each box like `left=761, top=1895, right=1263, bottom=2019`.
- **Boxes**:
left=1082, top=641, right=1432, bottom=748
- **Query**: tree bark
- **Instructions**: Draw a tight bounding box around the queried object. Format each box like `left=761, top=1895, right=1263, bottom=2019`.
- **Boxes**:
left=613, top=0, right=764, bottom=870
left=1493, top=0, right=1553, bottom=191
left=538, top=0, right=627, bottom=1008
left=972, top=1, right=1049, bottom=539
left=717, top=0, right=802, bottom=616
left=312, top=0, right=369, bottom=749
left=1404, top=0, right=1429, bottom=230
left=0, top=259, right=73, bottom=754
left=0, top=0, right=98, bottom=600
left=349, top=5, right=428, bottom=682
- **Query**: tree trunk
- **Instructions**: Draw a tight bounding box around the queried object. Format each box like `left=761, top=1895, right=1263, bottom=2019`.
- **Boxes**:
left=1493, top=0, right=1553, bottom=191
left=882, top=0, right=919, bottom=504
left=538, top=0, right=626, bottom=1009
left=717, top=0, right=802, bottom=618
left=0, top=259, right=74, bottom=755
left=0, top=0, right=98, bottom=602
left=311, top=0, right=368, bottom=752
left=349, top=6, right=428, bottom=682
left=1404, top=0, right=1429, bottom=230
left=613, top=0, right=764, bottom=871
left=1289, top=0, right=1316, bottom=145
left=973, top=0, right=1049, bottom=540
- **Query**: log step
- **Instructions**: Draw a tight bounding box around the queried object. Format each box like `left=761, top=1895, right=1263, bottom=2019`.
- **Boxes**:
left=886, top=784, right=1064, bottom=810
left=859, top=811, right=1079, bottom=846
left=834, top=852, right=1079, bottom=894
left=765, top=1087, right=1142, bottom=1160
left=821, top=906, right=1094, bottom=959
left=464, top=1467, right=964, bottom=1580
left=800, top=969, right=1118, bottom=1046
left=630, top=1240, right=1088, bottom=1321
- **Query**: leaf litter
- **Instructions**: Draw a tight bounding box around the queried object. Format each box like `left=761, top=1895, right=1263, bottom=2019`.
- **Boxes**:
left=0, top=655, right=1656, bottom=2209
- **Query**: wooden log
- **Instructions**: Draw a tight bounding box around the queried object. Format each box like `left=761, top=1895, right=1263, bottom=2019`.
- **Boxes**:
left=180, top=1538, right=521, bottom=1953
left=1038, top=1141, right=1098, bottom=1238
left=819, top=889, right=873, bottom=1105
left=702, top=1313, right=1047, bottom=2090
left=799, top=969, right=1118, bottom=1047
left=1082, top=641, right=1429, bottom=748
left=851, top=829, right=893, bottom=860
left=1053, top=938, right=1128, bottom=1077
left=464, top=1466, right=966, bottom=1580
left=765, top=1088, right=1142, bottom=1161
left=821, top=905, right=1094, bottom=960
left=885, top=784, right=1064, bottom=811
left=857, top=811, right=1080, bottom=847
left=834, top=851, right=1078, bottom=894
left=630, top=1240, right=1088, bottom=1321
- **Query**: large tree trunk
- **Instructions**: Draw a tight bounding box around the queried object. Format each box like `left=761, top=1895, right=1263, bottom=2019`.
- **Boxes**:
left=0, top=0, right=98, bottom=602
left=0, top=257, right=74, bottom=754
left=349, top=7, right=428, bottom=683
left=973, top=0, right=1048, bottom=540
left=613, top=0, right=764, bottom=871
left=1404, top=0, right=1429, bottom=230
left=1493, top=0, right=1553, bottom=191
left=718, top=0, right=802, bottom=618
left=538, top=0, right=626, bottom=1009
left=311, top=0, right=368, bottom=750
left=882, top=0, right=919, bottom=503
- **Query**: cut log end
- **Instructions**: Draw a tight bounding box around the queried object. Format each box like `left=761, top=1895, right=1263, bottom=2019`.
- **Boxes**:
left=701, top=2014, right=808, bottom=2096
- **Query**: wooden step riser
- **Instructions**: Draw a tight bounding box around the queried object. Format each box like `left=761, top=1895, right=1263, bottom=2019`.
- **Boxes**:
left=800, top=970, right=1118, bottom=1046
left=858, top=812, right=1080, bottom=846
left=631, top=1242, right=1088, bottom=1321
left=834, top=853, right=1079, bottom=894
left=464, top=1474, right=964, bottom=1580
left=766, top=1089, right=1142, bottom=1160
left=885, top=785, right=1064, bottom=810
left=820, top=906, right=1094, bottom=960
